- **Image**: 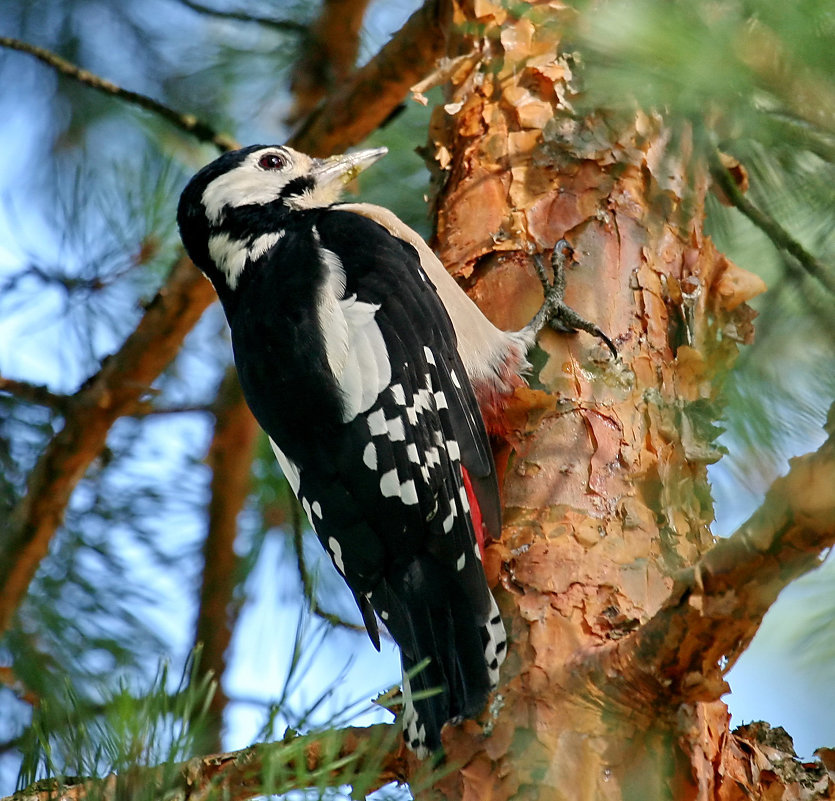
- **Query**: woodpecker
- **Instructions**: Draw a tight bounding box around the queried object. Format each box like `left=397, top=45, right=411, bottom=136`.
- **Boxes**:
left=177, top=144, right=613, bottom=757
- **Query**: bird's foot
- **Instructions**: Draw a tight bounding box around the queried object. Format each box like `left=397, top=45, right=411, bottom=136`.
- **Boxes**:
left=527, top=240, right=617, bottom=358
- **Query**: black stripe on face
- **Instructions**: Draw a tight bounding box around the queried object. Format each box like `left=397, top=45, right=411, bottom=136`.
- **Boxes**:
left=280, top=175, right=316, bottom=201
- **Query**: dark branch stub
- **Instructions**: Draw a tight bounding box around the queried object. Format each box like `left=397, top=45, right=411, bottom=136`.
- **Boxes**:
left=529, top=240, right=618, bottom=358
left=177, top=0, right=309, bottom=34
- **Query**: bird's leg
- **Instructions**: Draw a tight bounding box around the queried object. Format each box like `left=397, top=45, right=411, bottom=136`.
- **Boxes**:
left=526, top=239, right=617, bottom=358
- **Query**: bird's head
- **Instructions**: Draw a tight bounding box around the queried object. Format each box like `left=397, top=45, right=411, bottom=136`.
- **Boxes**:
left=177, top=144, right=387, bottom=291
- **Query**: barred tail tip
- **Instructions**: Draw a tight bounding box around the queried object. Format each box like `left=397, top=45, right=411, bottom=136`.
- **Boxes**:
left=400, top=593, right=507, bottom=757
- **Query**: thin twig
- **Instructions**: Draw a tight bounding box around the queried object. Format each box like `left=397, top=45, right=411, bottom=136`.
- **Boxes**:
left=0, top=377, right=210, bottom=417
left=709, top=149, right=835, bottom=295
left=176, top=0, right=308, bottom=34
left=0, top=36, right=238, bottom=152
left=133, top=402, right=213, bottom=417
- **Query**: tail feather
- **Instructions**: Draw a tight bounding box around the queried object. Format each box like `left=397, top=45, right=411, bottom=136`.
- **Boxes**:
left=372, top=555, right=505, bottom=756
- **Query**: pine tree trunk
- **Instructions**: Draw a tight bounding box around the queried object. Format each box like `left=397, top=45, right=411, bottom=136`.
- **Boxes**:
left=422, top=3, right=768, bottom=798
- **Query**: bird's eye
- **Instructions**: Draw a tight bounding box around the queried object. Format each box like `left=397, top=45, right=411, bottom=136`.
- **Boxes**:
left=258, top=152, right=287, bottom=170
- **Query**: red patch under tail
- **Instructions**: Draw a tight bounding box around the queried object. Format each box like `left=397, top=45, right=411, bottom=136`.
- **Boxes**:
left=461, top=466, right=486, bottom=562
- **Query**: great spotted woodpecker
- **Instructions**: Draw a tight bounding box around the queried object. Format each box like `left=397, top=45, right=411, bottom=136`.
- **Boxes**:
left=177, top=145, right=614, bottom=757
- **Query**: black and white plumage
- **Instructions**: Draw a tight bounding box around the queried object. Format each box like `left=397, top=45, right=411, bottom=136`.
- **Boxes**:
left=177, top=145, right=514, bottom=757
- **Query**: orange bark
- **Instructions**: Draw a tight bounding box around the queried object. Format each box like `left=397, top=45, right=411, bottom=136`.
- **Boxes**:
left=418, top=2, right=830, bottom=799
left=193, top=367, right=259, bottom=751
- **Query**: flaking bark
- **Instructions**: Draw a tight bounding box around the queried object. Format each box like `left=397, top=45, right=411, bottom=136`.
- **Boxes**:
left=420, top=2, right=832, bottom=799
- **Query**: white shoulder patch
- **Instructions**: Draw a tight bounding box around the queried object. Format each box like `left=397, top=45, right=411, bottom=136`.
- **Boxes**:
left=314, top=230, right=350, bottom=382
left=333, top=295, right=391, bottom=420
left=312, top=228, right=390, bottom=421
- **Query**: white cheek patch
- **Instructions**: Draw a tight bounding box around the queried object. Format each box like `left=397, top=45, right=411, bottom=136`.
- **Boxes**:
left=201, top=149, right=314, bottom=223
left=203, top=170, right=289, bottom=224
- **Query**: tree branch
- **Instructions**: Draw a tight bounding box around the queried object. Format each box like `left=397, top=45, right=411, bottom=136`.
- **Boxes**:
left=570, top=407, right=835, bottom=716
left=5, top=724, right=415, bottom=801
left=0, top=666, right=39, bottom=707
left=0, top=36, right=237, bottom=152
left=193, top=367, right=259, bottom=752
left=0, top=376, right=212, bottom=418
left=287, top=0, right=371, bottom=124
left=0, top=377, right=68, bottom=411
left=289, top=0, right=451, bottom=156
left=710, top=149, right=835, bottom=295
left=0, top=257, right=216, bottom=635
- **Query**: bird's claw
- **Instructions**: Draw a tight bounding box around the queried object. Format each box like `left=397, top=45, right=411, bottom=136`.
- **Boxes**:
left=529, top=240, right=618, bottom=358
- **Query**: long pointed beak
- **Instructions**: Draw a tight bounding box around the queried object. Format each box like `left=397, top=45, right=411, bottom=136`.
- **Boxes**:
left=310, top=147, right=388, bottom=187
